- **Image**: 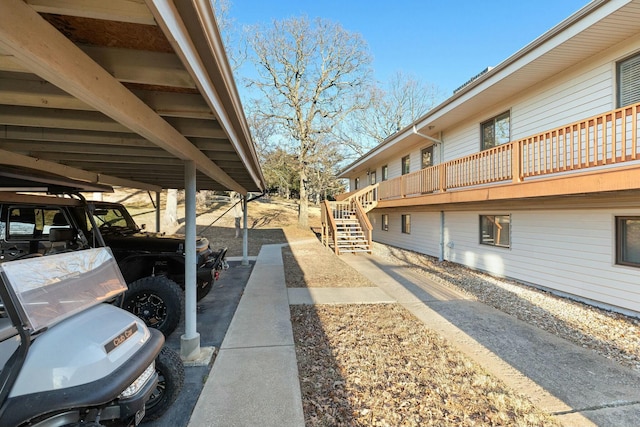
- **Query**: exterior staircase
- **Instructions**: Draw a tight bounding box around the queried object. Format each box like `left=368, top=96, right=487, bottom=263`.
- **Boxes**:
left=330, top=211, right=371, bottom=254
left=321, top=184, right=379, bottom=255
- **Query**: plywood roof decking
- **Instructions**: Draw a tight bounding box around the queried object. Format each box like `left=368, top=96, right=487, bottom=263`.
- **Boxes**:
left=0, top=0, right=264, bottom=193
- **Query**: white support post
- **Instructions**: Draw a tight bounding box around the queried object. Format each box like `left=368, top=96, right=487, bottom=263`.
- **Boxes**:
left=155, top=191, right=161, bottom=233
left=181, top=160, right=200, bottom=360
left=242, top=194, right=249, bottom=266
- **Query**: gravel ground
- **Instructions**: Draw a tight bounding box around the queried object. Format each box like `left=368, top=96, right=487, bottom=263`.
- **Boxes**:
left=371, top=243, right=640, bottom=373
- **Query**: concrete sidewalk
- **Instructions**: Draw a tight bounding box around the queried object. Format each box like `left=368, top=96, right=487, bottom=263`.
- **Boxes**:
left=189, top=246, right=640, bottom=427
left=340, top=254, right=640, bottom=427
left=188, top=244, right=305, bottom=427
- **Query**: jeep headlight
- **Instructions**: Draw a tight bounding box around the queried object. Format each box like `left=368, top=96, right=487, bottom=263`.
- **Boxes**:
left=119, top=362, right=155, bottom=399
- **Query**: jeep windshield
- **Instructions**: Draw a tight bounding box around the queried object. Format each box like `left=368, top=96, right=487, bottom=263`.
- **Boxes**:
left=91, top=205, right=140, bottom=234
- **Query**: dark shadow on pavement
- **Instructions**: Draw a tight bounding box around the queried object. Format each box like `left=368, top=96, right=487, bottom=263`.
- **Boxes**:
left=144, top=260, right=254, bottom=427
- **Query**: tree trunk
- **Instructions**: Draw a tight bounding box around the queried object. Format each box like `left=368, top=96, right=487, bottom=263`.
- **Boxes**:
left=164, top=189, right=178, bottom=228
left=232, top=191, right=243, bottom=238
left=298, top=168, right=309, bottom=228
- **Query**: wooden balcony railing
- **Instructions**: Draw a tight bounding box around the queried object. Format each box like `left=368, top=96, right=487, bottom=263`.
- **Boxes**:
left=336, top=183, right=379, bottom=210
left=378, top=103, right=640, bottom=199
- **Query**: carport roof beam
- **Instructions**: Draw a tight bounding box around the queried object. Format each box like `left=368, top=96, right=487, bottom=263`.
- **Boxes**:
left=0, top=0, right=246, bottom=193
left=0, top=149, right=162, bottom=192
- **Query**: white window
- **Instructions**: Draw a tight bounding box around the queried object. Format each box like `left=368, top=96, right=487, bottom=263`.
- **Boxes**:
left=618, top=52, right=640, bottom=108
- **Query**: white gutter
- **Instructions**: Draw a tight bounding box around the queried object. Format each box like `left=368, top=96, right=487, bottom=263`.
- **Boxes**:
left=413, top=125, right=443, bottom=145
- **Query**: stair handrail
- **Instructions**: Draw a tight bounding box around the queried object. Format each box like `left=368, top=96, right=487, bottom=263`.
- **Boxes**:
left=351, top=198, right=373, bottom=253
left=337, top=183, right=379, bottom=212
left=322, top=200, right=339, bottom=254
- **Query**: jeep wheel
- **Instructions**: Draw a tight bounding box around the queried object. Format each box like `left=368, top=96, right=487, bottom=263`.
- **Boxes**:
left=123, top=276, right=183, bottom=337
left=142, top=346, right=185, bottom=423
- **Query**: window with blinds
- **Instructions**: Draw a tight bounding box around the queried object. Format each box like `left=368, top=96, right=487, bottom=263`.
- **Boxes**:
left=618, top=52, right=640, bottom=108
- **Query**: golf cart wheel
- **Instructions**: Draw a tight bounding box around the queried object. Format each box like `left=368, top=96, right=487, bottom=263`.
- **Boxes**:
left=123, top=276, right=183, bottom=337
left=142, top=346, right=185, bottom=422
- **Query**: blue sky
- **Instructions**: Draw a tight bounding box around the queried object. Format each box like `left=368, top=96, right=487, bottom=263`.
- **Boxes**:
left=227, top=0, right=590, bottom=95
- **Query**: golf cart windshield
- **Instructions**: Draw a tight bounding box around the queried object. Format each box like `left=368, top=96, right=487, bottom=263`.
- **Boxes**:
left=0, top=248, right=127, bottom=332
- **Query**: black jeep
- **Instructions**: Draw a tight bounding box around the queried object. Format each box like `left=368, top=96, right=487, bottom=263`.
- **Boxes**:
left=0, top=193, right=227, bottom=337
left=87, top=200, right=228, bottom=302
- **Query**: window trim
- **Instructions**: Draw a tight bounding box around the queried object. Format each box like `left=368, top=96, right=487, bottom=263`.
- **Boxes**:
left=481, top=111, right=511, bottom=151
left=421, top=146, right=434, bottom=169
left=381, top=165, right=388, bottom=181
left=401, top=155, right=410, bottom=175
left=616, top=216, right=640, bottom=267
left=354, top=177, right=360, bottom=190
left=381, top=214, right=389, bottom=231
left=617, top=51, right=640, bottom=108
left=479, top=214, right=511, bottom=248
left=401, top=214, right=411, bottom=234
left=370, top=170, right=377, bottom=185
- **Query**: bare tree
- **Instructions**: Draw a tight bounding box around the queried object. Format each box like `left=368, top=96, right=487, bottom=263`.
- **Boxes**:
left=211, top=0, right=246, bottom=71
left=245, top=16, right=373, bottom=227
left=351, top=71, right=444, bottom=154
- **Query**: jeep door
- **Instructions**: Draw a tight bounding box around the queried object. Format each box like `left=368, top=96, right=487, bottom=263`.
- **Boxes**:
left=0, top=205, right=73, bottom=262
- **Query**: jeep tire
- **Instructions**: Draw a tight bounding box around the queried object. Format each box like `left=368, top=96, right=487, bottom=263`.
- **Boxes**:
left=123, top=276, right=183, bottom=337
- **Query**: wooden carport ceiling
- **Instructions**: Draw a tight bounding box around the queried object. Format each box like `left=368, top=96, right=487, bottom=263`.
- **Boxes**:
left=0, top=0, right=264, bottom=193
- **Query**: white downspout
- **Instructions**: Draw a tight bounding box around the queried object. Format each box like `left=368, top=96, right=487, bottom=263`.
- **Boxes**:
left=439, top=211, right=445, bottom=262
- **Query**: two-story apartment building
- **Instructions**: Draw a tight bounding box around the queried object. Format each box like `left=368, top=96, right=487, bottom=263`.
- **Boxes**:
left=335, top=0, right=640, bottom=316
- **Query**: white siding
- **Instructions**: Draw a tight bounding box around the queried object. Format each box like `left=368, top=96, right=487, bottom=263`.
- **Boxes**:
left=439, top=36, right=640, bottom=166
left=372, top=210, right=440, bottom=256
left=443, top=209, right=640, bottom=314
left=512, top=64, right=613, bottom=138
left=442, top=122, right=479, bottom=161
left=345, top=31, right=640, bottom=315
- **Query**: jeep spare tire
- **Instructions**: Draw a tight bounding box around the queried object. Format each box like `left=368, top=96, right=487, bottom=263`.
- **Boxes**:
left=123, top=276, right=183, bottom=337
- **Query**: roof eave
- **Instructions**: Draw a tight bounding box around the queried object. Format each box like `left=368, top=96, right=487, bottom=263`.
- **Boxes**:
left=339, top=0, right=615, bottom=177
